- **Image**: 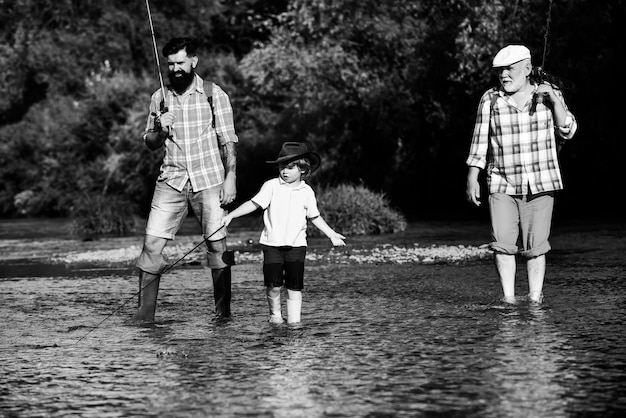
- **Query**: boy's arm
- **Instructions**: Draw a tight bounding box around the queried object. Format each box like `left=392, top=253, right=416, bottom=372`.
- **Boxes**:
left=310, top=216, right=346, bottom=246
left=222, top=200, right=259, bottom=226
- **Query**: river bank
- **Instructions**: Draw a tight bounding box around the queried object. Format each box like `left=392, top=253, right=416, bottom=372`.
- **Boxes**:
left=1, top=217, right=625, bottom=276
left=0, top=218, right=494, bottom=275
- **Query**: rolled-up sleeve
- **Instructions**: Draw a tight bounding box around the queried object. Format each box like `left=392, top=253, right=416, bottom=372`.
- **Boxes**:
left=142, top=90, right=162, bottom=141
left=212, top=84, right=239, bottom=145
left=466, top=92, right=492, bottom=169
left=555, top=90, right=577, bottom=140
left=558, top=114, right=577, bottom=142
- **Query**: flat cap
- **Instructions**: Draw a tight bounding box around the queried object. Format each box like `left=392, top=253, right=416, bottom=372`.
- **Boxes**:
left=492, top=45, right=531, bottom=67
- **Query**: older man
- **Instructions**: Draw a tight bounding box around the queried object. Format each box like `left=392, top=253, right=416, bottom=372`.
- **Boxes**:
left=466, top=45, right=577, bottom=303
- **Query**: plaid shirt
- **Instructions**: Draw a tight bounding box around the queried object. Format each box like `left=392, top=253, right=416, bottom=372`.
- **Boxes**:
left=466, top=87, right=577, bottom=195
left=145, top=74, right=239, bottom=192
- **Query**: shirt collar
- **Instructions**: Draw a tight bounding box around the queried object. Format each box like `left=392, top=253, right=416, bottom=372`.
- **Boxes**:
left=193, top=73, right=204, bottom=93
left=278, top=177, right=307, bottom=190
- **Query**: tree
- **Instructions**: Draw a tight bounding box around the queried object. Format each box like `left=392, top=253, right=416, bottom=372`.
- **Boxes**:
left=0, top=0, right=289, bottom=219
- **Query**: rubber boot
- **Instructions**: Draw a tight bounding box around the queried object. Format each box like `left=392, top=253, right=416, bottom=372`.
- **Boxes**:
left=286, top=289, right=302, bottom=324
left=130, top=271, right=160, bottom=323
left=267, top=289, right=283, bottom=324
left=212, top=267, right=232, bottom=319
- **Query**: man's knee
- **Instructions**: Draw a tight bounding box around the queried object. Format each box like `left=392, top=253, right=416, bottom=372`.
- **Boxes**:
left=206, top=238, right=235, bottom=269
left=143, top=234, right=168, bottom=254
left=136, top=251, right=168, bottom=274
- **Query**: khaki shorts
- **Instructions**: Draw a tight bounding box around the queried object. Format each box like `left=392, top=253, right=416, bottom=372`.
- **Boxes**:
left=145, top=180, right=227, bottom=241
left=488, top=192, right=554, bottom=258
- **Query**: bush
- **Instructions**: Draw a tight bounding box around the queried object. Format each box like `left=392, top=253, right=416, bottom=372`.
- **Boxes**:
left=69, top=193, right=140, bottom=236
left=312, top=184, right=407, bottom=236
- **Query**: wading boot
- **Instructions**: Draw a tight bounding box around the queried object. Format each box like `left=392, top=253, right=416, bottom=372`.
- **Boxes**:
left=286, top=289, right=302, bottom=324
left=267, top=289, right=283, bottom=324
left=212, top=267, right=232, bottom=320
left=130, top=271, right=160, bottom=323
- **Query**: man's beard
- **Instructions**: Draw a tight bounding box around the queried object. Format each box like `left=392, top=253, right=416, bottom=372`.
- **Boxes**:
left=168, top=69, right=195, bottom=93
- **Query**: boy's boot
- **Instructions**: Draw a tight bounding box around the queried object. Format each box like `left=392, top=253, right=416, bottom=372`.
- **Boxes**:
left=286, top=289, right=302, bottom=324
left=267, top=290, right=283, bottom=323
left=131, top=271, right=160, bottom=323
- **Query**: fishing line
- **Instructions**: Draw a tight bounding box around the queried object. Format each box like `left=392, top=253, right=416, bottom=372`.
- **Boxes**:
left=74, top=225, right=225, bottom=345
left=531, top=0, right=573, bottom=90
left=540, top=0, right=553, bottom=70
left=145, top=0, right=167, bottom=102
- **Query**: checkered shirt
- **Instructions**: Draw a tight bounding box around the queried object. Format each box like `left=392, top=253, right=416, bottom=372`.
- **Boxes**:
left=145, top=74, right=239, bottom=192
left=466, top=87, right=577, bottom=195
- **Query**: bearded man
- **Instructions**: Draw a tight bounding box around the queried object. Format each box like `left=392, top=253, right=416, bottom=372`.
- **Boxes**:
left=132, top=37, right=238, bottom=323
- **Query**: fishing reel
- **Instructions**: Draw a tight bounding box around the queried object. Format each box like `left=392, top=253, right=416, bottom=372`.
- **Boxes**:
left=529, top=66, right=563, bottom=115
left=148, top=113, right=169, bottom=138
left=146, top=111, right=170, bottom=150
left=529, top=66, right=563, bottom=89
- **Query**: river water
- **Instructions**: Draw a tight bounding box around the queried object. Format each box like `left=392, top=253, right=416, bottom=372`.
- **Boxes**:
left=1, top=220, right=625, bottom=417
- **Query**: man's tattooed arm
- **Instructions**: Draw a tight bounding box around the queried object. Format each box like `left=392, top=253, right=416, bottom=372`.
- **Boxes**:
left=221, top=141, right=237, bottom=176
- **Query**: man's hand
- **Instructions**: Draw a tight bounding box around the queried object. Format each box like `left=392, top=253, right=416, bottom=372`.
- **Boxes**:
left=158, top=111, right=175, bottom=130
left=220, top=173, right=236, bottom=206
left=535, top=82, right=569, bottom=128
left=466, top=167, right=481, bottom=207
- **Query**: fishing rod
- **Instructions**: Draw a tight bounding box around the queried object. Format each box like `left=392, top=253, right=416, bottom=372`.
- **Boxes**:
left=144, top=0, right=172, bottom=146
left=530, top=0, right=555, bottom=85
left=528, top=0, right=573, bottom=91
left=528, top=0, right=575, bottom=114
left=145, top=0, right=167, bottom=111
left=74, top=225, right=226, bottom=345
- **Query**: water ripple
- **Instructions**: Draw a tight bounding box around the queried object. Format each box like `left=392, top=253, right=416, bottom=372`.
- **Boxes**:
left=1, top=263, right=625, bottom=417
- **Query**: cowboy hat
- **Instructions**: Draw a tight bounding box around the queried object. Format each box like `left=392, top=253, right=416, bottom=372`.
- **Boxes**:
left=266, top=142, right=321, bottom=173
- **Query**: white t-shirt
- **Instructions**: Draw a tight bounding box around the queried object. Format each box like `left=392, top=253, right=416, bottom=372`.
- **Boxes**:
left=251, top=177, right=320, bottom=247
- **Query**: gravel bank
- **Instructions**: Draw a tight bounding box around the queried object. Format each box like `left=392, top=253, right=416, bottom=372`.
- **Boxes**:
left=1, top=220, right=494, bottom=268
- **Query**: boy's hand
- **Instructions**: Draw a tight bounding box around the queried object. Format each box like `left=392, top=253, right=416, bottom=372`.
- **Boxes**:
left=330, top=232, right=346, bottom=247
left=221, top=215, right=233, bottom=228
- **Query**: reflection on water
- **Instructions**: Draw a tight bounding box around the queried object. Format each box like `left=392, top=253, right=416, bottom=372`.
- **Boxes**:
left=485, top=307, right=570, bottom=417
left=1, top=261, right=625, bottom=417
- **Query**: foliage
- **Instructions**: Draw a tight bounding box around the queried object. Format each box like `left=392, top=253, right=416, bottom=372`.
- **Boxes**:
left=313, top=184, right=407, bottom=236
left=238, top=0, right=492, bottom=214
left=240, top=0, right=430, bottom=186
left=0, top=0, right=624, bottom=224
left=0, top=0, right=291, bottom=223
left=69, top=193, right=140, bottom=236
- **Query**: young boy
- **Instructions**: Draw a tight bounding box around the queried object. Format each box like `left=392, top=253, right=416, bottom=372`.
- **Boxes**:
left=221, top=142, right=346, bottom=324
